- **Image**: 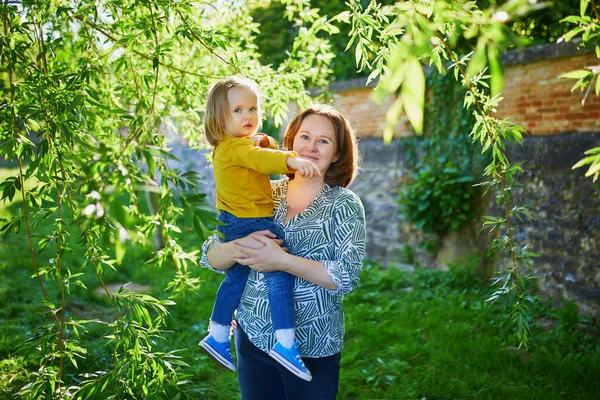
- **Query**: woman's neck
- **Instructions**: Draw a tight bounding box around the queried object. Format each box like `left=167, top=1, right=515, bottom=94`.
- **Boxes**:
left=288, top=175, right=325, bottom=192
left=284, top=176, right=325, bottom=223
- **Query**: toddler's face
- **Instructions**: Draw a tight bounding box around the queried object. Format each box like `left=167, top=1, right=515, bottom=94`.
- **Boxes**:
left=223, top=86, right=260, bottom=138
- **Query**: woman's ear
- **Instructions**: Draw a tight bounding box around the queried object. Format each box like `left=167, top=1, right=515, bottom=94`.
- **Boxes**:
left=333, top=154, right=340, bottom=163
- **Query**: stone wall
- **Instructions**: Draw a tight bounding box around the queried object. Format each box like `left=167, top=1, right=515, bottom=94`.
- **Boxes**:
left=504, top=133, right=600, bottom=317
left=348, top=139, right=408, bottom=262
left=349, top=139, right=493, bottom=272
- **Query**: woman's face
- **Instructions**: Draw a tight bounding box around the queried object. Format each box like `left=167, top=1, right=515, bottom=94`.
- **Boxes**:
left=292, top=114, right=339, bottom=174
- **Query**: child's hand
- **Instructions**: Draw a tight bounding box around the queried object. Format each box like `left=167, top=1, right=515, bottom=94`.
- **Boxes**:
left=287, top=157, right=321, bottom=179
left=253, top=133, right=271, bottom=148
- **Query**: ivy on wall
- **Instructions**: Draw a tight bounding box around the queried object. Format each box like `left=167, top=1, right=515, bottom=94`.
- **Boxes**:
left=397, top=69, right=491, bottom=236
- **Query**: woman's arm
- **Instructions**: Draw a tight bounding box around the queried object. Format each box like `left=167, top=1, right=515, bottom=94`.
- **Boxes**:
left=233, top=235, right=337, bottom=290
left=206, top=240, right=238, bottom=271
left=202, top=230, right=284, bottom=271
left=318, top=194, right=366, bottom=295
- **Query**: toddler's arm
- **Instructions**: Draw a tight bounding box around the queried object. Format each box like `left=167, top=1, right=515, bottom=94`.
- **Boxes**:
left=287, top=157, right=321, bottom=179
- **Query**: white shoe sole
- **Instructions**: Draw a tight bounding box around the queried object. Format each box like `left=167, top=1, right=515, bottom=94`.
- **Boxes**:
left=199, top=340, right=237, bottom=372
left=268, top=349, right=313, bottom=382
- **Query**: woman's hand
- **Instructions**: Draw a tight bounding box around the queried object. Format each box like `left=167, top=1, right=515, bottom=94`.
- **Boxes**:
left=207, top=230, right=283, bottom=270
left=233, top=234, right=289, bottom=273
left=234, top=230, right=283, bottom=249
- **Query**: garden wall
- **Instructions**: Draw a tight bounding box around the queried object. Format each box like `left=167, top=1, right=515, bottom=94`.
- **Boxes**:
left=336, top=41, right=600, bottom=316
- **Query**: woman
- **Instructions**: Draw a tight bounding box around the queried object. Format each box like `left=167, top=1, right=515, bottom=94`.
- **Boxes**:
left=200, top=104, right=366, bottom=399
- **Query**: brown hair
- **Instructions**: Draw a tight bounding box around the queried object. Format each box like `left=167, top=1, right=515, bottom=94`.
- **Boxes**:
left=283, top=104, right=359, bottom=188
left=204, top=76, right=261, bottom=146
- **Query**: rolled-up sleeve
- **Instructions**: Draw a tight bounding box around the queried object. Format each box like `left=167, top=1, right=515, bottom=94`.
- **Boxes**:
left=321, top=194, right=366, bottom=295
left=200, top=235, right=225, bottom=274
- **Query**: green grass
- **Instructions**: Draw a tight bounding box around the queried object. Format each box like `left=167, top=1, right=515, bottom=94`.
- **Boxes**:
left=342, top=264, right=600, bottom=399
left=1, top=174, right=599, bottom=399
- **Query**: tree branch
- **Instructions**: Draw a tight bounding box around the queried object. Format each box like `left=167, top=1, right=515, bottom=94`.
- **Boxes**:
left=174, top=9, right=242, bottom=74
left=71, top=14, right=225, bottom=79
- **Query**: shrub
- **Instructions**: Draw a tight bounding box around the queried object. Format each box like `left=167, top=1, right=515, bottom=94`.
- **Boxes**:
left=398, top=164, right=477, bottom=236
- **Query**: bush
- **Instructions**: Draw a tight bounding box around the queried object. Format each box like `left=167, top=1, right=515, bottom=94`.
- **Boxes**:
left=398, top=164, right=477, bottom=236
left=396, top=69, right=488, bottom=237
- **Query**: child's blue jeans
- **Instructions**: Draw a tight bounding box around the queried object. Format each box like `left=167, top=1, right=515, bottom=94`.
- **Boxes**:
left=210, top=210, right=295, bottom=331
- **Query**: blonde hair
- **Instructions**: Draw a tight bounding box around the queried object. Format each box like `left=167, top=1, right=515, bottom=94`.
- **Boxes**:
left=283, top=104, right=360, bottom=188
left=204, top=76, right=262, bottom=146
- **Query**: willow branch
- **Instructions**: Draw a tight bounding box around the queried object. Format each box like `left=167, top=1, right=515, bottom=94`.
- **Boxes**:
left=148, top=1, right=161, bottom=132
left=71, top=14, right=224, bottom=79
left=174, top=9, right=242, bottom=74
left=591, top=0, right=600, bottom=22
left=3, top=0, right=62, bottom=345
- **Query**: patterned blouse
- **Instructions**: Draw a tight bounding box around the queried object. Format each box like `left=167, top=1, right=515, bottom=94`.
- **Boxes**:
left=200, top=179, right=366, bottom=358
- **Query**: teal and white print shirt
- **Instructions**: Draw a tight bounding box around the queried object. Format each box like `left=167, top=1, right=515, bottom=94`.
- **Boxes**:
left=200, top=179, right=366, bottom=358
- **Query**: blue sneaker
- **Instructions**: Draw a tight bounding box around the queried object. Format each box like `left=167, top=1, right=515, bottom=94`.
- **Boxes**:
left=199, top=335, right=236, bottom=372
left=268, top=340, right=312, bottom=381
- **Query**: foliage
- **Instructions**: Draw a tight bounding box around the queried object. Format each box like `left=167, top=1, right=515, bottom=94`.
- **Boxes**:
left=398, top=165, right=477, bottom=235
left=347, top=0, right=540, bottom=348
left=0, top=208, right=240, bottom=398
left=559, top=0, right=600, bottom=182
left=0, top=0, right=338, bottom=395
left=252, top=0, right=579, bottom=82
left=475, top=0, right=579, bottom=44
left=251, top=0, right=397, bottom=82
left=397, top=70, right=487, bottom=236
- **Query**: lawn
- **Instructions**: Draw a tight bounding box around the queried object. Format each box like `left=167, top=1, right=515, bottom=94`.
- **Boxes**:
left=1, top=170, right=599, bottom=399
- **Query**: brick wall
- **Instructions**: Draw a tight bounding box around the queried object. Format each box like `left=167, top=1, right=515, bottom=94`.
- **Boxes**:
left=332, top=88, right=413, bottom=139
left=497, top=52, right=600, bottom=134
left=330, top=42, right=599, bottom=139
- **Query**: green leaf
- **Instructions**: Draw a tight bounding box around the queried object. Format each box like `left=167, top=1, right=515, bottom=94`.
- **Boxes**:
left=110, top=200, right=127, bottom=226
left=559, top=70, right=592, bottom=80
left=561, top=26, right=584, bottom=42
left=488, top=46, right=503, bottom=96
left=193, top=216, right=209, bottom=239
left=27, top=119, right=41, bottom=132
left=400, top=56, right=425, bottom=135
left=585, top=160, right=600, bottom=177
left=74, top=4, right=95, bottom=16
left=466, top=43, right=487, bottom=77
left=383, top=97, right=403, bottom=145
left=115, top=235, right=125, bottom=265
left=581, top=0, right=590, bottom=17
left=381, top=43, right=406, bottom=93
left=41, top=300, right=56, bottom=310
left=584, top=147, right=600, bottom=155
left=165, top=224, right=181, bottom=233
left=366, top=68, right=380, bottom=86
left=355, top=40, right=363, bottom=69
left=595, top=75, right=600, bottom=95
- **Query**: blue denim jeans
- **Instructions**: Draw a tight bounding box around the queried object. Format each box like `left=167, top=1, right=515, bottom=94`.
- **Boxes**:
left=210, top=211, right=295, bottom=331
left=234, top=323, right=341, bottom=400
